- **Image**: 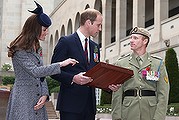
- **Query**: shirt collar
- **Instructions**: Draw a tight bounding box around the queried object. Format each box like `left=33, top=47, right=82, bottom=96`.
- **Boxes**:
left=133, top=52, right=147, bottom=62
left=77, top=29, right=86, bottom=42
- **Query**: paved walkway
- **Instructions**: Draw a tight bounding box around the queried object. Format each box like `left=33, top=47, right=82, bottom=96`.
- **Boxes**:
left=165, top=116, right=179, bottom=120
left=49, top=114, right=179, bottom=120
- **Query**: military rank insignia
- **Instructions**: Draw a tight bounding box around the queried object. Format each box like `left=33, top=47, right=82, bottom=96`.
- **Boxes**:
left=142, top=66, right=160, bottom=81
left=164, top=76, right=168, bottom=83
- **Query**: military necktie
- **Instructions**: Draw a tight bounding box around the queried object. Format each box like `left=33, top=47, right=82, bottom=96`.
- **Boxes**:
left=137, top=56, right=143, bottom=66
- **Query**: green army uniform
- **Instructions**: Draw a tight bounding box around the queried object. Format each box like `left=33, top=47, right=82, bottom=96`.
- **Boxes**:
left=112, top=52, right=169, bottom=120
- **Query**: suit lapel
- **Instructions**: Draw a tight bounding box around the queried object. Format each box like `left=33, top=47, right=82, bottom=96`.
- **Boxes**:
left=89, top=40, right=93, bottom=63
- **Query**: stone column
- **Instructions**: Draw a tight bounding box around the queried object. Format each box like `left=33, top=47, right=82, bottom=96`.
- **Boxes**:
left=133, top=0, right=145, bottom=27
left=101, top=0, right=112, bottom=61
left=116, top=0, right=127, bottom=55
left=154, top=0, right=168, bottom=42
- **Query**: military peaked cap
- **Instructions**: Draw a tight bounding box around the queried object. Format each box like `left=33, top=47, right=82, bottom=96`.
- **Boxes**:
left=130, top=27, right=150, bottom=39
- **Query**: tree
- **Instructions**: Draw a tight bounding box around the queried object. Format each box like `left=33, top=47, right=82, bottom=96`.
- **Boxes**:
left=165, top=48, right=179, bottom=104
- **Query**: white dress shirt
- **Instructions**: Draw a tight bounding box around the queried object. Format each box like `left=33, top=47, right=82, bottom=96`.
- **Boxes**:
left=76, top=29, right=90, bottom=62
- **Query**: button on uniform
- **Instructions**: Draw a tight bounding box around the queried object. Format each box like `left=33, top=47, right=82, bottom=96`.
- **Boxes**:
left=139, top=96, right=142, bottom=100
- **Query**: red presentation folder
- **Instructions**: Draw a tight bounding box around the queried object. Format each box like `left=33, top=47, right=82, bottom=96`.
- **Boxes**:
left=84, top=62, right=134, bottom=91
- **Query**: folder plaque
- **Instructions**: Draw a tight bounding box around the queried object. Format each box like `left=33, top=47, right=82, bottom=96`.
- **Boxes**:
left=84, top=62, right=134, bottom=91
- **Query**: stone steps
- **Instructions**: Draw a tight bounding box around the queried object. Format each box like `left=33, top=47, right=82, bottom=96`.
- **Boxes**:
left=45, top=101, right=59, bottom=119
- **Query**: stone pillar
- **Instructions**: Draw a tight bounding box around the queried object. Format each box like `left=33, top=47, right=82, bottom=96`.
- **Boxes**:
left=101, top=0, right=112, bottom=61
left=133, top=0, right=145, bottom=27
left=116, top=0, right=127, bottom=55
left=154, top=0, right=168, bottom=42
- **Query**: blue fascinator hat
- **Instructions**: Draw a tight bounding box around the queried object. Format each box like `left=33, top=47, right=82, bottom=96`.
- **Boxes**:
left=28, top=1, right=52, bottom=27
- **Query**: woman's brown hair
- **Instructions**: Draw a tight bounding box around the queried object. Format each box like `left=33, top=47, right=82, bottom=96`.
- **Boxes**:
left=8, top=14, right=42, bottom=57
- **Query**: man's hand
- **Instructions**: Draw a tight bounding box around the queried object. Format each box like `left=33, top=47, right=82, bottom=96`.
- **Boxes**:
left=72, top=72, right=93, bottom=85
left=108, top=84, right=122, bottom=92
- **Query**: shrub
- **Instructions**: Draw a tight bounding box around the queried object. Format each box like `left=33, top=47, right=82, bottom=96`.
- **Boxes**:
left=1, top=63, right=12, bottom=71
left=2, top=76, right=15, bottom=85
left=46, top=77, right=60, bottom=94
left=96, top=104, right=111, bottom=113
left=165, top=48, right=179, bottom=103
left=167, top=103, right=179, bottom=116
left=100, top=90, right=112, bottom=106
left=2, top=76, right=60, bottom=95
left=50, top=86, right=60, bottom=93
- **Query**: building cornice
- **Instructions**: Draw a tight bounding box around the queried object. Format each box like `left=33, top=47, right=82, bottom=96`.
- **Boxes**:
left=49, top=0, right=67, bottom=17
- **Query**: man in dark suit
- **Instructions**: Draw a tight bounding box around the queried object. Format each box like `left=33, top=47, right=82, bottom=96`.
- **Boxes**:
left=51, top=8, right=119, bottom=120
left=51, top=8, right=102, bottom=120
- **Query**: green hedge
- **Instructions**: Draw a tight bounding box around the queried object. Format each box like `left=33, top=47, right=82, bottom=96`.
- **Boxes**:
left=167, top=103, right=179, bottom=116
left=96, top=104, right=111, bottom=113
left=96, top=103, right=179, bottom=115
left=1, top=76, right=60, bottom=94
left=46, top=77, right=60, bottom=94
left=50, top=86, right=60, bottom=93
left=100, top=90, right=112, bottom=106
left=2, top=76, right=15, bottom=85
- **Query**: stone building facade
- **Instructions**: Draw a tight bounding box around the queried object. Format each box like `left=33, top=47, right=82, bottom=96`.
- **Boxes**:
left=47, top=0, right=179, bottom=65
left=1, top=0, right=179, bottom=69
left=0, top=0, right=54, bottom=68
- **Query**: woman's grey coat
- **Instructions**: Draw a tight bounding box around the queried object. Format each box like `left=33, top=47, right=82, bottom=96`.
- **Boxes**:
left=6, top=50, right=61, bottom=120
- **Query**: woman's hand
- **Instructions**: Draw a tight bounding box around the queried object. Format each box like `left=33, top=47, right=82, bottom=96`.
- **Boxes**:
left=34, top=96, right=47, bottom=110
left=59, top=58, right=79, bottom=67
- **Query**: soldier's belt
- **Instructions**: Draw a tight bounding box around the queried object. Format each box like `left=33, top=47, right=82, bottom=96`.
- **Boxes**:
left=124, top=89, right=155, bottom=97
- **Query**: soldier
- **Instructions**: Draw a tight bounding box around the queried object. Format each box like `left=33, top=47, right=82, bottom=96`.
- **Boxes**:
left=111, top=27, right=170, bottom=120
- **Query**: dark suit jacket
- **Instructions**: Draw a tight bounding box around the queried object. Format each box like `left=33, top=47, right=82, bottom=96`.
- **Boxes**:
left=51, top=32, right=100, bottom=114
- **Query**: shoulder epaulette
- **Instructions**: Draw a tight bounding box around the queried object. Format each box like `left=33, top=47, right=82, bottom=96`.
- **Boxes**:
left=151, top=55, right=163, bottom=60
left=118, top=53, right=130, bottom=60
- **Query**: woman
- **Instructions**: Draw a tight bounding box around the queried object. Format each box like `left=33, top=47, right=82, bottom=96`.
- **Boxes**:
left=6, top=1, right=78, bottom=120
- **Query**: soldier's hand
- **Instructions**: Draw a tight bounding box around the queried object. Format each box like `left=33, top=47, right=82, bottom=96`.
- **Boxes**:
left=108, top=84, right=122, bottom=92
